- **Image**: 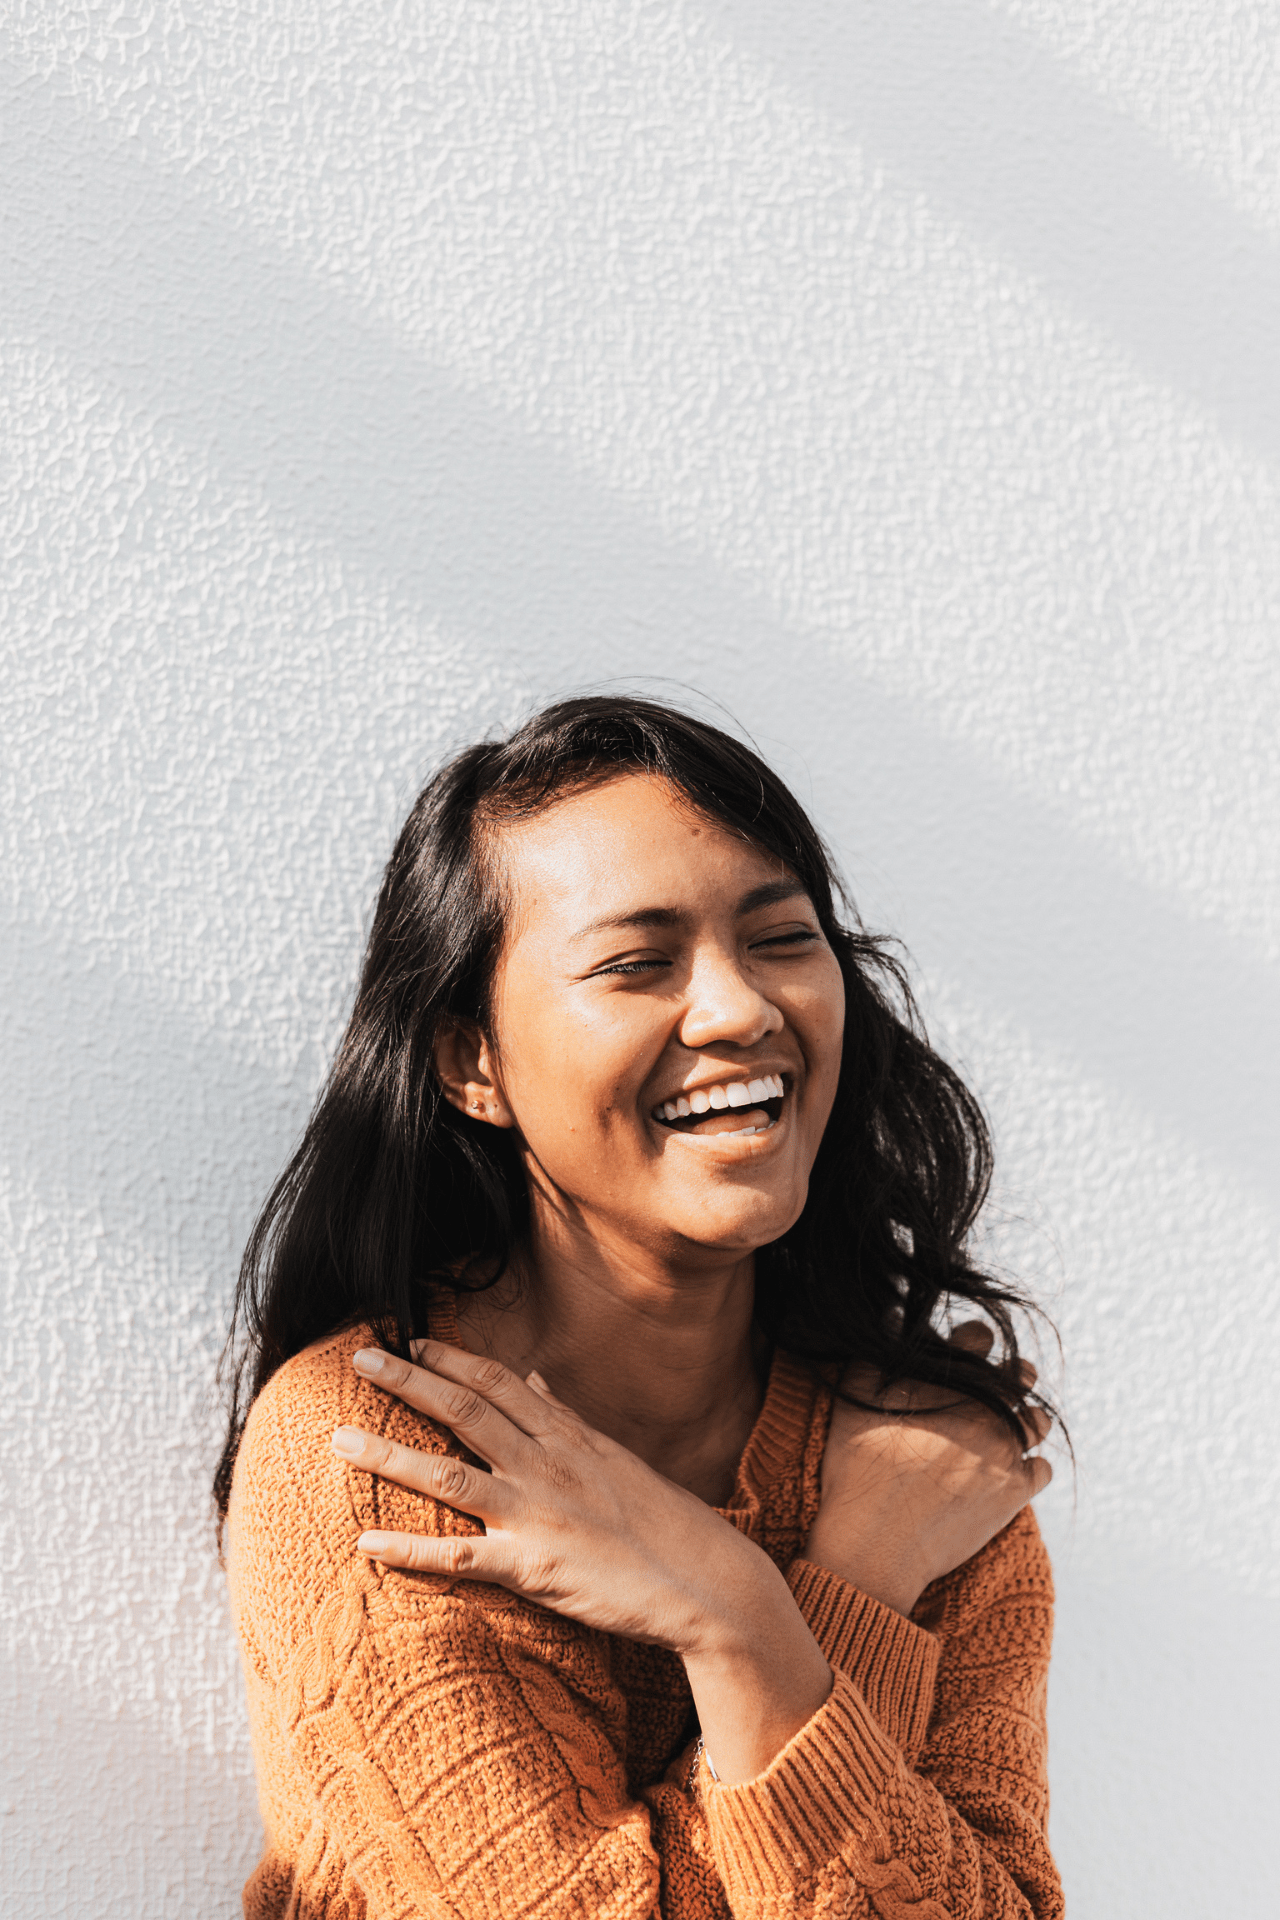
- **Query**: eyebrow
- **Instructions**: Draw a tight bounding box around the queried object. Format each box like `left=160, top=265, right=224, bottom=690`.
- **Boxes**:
left=569, top=877, right=809, bottom=944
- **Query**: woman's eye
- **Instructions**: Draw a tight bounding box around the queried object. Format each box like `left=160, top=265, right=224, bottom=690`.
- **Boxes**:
left=594, top=957, right=671, bottom=977
left=752, top=929, right=821, bottom=952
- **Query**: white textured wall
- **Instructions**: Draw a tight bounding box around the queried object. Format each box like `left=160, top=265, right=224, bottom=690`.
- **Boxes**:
left=3, top=4, right=1277, bottom=1914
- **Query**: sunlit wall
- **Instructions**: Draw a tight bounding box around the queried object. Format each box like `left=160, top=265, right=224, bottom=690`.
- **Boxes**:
left=3, top=5, right=1277, bottom=1913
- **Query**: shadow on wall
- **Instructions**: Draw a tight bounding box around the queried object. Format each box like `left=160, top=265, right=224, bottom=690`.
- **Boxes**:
left=2, top=919, right=326, bottom=1252
left=707, top=0, right=1280, bottom=460
left=2, top=66, right=1277, bottom=1204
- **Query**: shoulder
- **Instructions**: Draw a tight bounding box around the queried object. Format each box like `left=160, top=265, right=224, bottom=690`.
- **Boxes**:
left=227, top=1325, right=468, bottom=1665
left=912, top=1505, right=1054, bottom=1644
left=230, top=1323, right=373, bottom=1530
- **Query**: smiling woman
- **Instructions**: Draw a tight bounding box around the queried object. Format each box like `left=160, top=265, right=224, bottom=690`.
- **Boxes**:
left=217, top=695, right=1062, bottom=1919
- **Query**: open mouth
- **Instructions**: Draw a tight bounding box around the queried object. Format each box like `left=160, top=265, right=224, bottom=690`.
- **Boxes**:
left=651, top=1074, right=788, bottom=1139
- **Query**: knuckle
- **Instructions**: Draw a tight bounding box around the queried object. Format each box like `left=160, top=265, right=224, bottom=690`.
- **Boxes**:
left=434, top=1456, right=471, bottom=1500
left=540, top=1450, right=581, bottom=1496
left=441, top=1536, right=476, bottom=1576
left=443, top=1386, right=486, bottom=1429
left=517, top=1543, right=557, bottom=1590
left=470, top=1357, right=510, bottom=1397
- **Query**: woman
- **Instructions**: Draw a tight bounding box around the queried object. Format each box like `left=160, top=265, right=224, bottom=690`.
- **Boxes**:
left=219, top=695, right=1062, bottom=1919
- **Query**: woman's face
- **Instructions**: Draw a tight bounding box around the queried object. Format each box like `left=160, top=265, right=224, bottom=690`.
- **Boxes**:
left=450, top=773, right=846, bottom=1265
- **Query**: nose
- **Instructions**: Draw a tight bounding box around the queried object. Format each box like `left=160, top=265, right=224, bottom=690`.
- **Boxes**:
left=678, top=945, right=784, bottom=1053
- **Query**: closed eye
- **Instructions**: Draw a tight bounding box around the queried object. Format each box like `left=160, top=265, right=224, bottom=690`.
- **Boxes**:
left=592, top=956, right=672, bottom=977
left=751, top=929, right=822, bottom=952
left=590, top=930, right=820, bottom=977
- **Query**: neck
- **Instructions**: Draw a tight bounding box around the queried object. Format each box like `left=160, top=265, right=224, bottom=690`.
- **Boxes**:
left=455, top=1213, right=765, bottom=1505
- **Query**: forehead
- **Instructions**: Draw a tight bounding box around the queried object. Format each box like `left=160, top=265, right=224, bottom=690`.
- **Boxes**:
left=494, top=773, right=794, bottom=936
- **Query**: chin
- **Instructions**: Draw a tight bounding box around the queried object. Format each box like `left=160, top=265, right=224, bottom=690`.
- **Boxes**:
left=671, top=1186, right=807, bottom=1256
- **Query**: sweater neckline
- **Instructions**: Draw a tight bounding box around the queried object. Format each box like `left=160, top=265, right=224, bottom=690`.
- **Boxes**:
left=426, top=1287, right=819, bottom=1520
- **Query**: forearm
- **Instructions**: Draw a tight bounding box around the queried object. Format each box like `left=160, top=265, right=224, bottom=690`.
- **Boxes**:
left=802, top=1509, right=922, bottom=1617
left=680, top=1558, right=833, bottom=1784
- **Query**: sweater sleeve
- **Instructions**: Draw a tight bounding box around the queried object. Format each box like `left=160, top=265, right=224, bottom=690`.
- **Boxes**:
left=785, top=1558, right=941, bottom=1763
left=229, top=1340, right=1061, bottom=1920
left=702, top=1513, right=1062, bottom=1920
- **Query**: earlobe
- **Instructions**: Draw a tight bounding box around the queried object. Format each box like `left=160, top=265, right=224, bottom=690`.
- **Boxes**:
left=435, top=1020, right=516, bottom=1128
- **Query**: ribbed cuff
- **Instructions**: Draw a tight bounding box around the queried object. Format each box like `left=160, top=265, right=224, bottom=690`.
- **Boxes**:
left=787, top=1559, right=939, bottom=1762
left=705, top=1671, right=900, bottom=1900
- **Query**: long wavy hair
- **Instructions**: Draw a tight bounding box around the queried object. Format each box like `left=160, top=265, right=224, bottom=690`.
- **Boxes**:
left=215, top=694, right=1052, bottom=1522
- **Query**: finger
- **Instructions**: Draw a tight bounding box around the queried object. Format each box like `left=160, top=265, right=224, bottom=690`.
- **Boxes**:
left=1024, top=1455, right=1054, bottom=1497
left=1019, top=1405, right=1053, bottom=1449
left=331, top=1426, right=516, bottom=1526
left=352, top=1345, right=547, bottom=1466
left=525, top=1369, right=576, bottom=1414
left=1016, top=1358, right=1039, bottom=1391
left=356, top=1528, right=517, bottom=1582
left=947, top=1320, right=995, bottom=1358
left=408, top=1338, right=570, bottom=1440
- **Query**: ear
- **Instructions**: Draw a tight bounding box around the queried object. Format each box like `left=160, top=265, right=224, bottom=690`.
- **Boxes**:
left=434, top=1019, right=517, bottom=1129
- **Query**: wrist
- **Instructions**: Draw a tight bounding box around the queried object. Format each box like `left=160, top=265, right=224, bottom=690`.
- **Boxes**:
left=802, top=1530, right=923, bottom=1618
left=681, top=1576, right=832, bottom=1785
left=675, top=1539, right=801, bottom=1664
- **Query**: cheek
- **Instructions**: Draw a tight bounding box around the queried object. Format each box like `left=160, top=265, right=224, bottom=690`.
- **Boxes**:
left=798, top=973, right=846, bottom=1072
left=797, top=986, right=846, bottom=1136
left=497, top=1007, right=649, bottom=1145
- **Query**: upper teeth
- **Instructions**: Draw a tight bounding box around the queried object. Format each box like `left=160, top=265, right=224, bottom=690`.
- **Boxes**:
left=656, top=1074, right=785, bottom=1121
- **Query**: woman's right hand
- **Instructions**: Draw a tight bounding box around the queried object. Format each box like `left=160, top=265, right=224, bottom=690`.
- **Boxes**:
left=803, top=1324, right=1053, bottom=1617
left=334, top=1337, right=768, bottom=1650
left=334, top=1339, right=834, bottom=1782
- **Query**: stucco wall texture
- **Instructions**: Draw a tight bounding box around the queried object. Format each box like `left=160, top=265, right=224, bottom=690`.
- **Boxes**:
left=3, top=3, right=1277, bottom=1914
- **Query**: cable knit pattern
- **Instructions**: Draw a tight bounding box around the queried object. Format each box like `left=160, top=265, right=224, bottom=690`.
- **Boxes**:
left=228, top=1306, right=1061, bottom=1918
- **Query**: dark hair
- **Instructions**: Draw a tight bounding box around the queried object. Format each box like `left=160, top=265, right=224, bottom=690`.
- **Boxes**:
left=214, top=693, right=1054, bottom=1522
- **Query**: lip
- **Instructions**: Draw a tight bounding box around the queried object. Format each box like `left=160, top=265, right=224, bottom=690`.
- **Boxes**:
left=658, top=1115, right=788, bottom=1152
left=646, top=1069, right=795, bottom=1155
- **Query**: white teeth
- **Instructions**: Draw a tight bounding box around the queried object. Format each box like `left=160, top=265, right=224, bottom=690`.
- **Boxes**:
left=656, top=1077, right=787, bottom=1123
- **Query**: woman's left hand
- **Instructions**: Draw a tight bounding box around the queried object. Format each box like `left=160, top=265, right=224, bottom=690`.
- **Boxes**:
left=803, top=1323, right=1053, bottom=1617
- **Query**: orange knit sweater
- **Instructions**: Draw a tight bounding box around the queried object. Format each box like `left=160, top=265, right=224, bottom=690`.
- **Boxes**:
left=228, top=1303, right=1061, bottom=1919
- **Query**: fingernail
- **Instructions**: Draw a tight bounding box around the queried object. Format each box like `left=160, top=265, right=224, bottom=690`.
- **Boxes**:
left=332, top=1427, right=364, bottom=1457
left=527, top=1370, right=548, bottom=1390
left=358, top=1532, right=389, bottom=1554
left=353, top=1349, right=384, bottom=1373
